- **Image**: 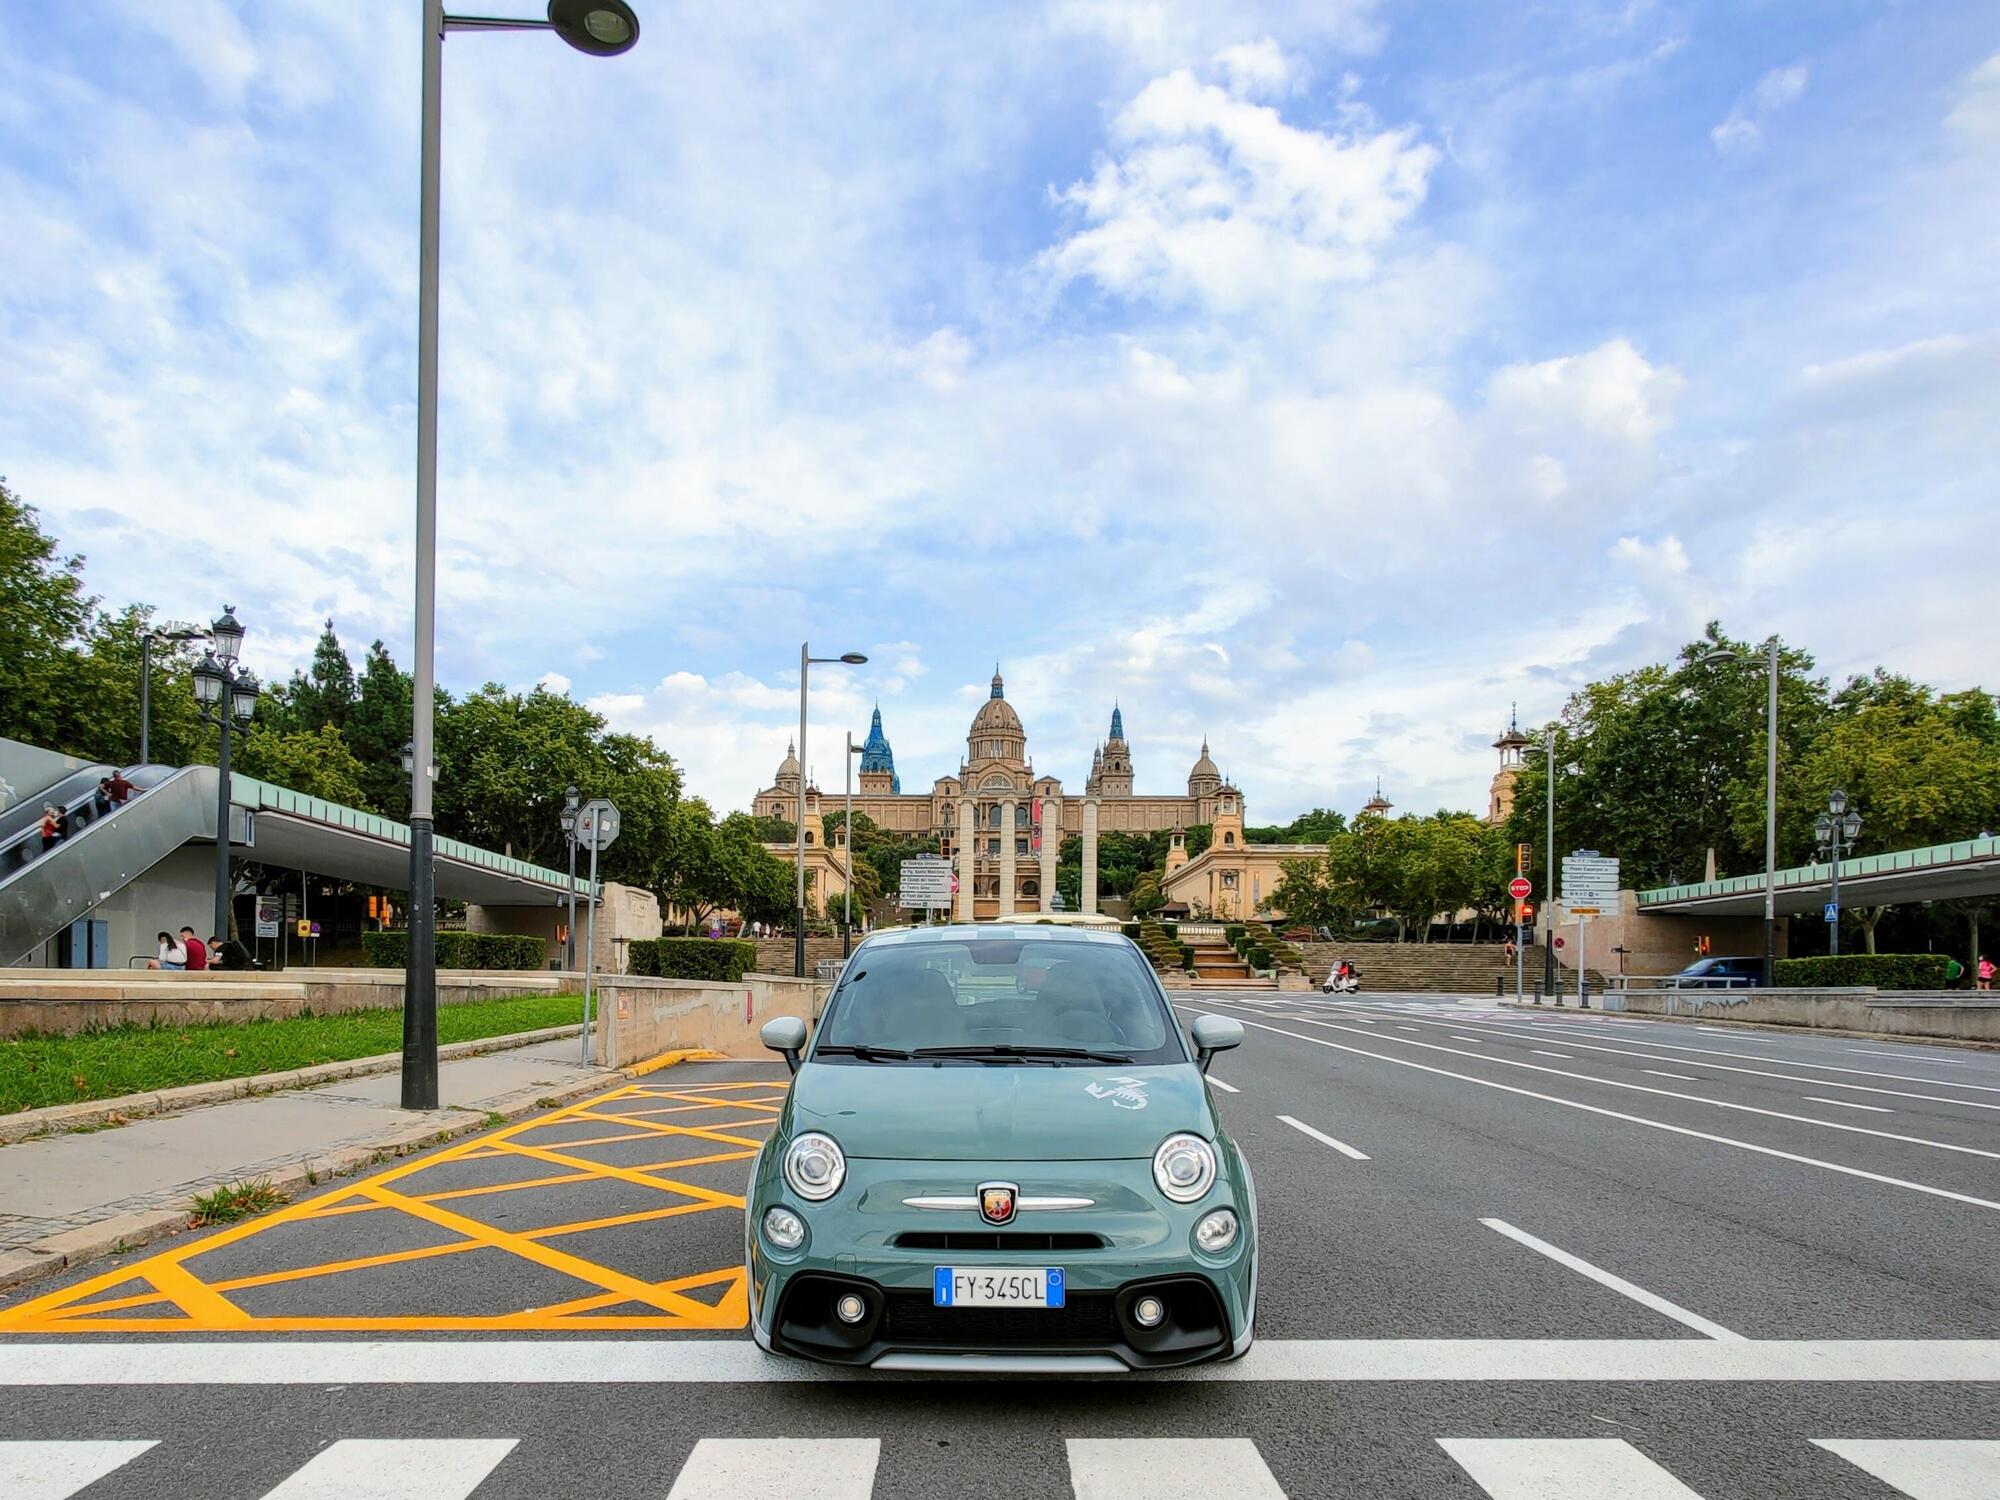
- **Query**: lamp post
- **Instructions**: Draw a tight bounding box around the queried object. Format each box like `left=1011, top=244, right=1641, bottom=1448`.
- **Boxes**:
left=1814, top=789, right=1863, bottom=956
left=140, top=623, right=209, bottom=766
left=842, top=733, right=862, bottom=958
left=190, top=608, right=260, bottom=945
left=1525, top=727, right=1557, bottom=1003
left=1698, top=638, right=1782, bottom=986
left=402, top=0, right=641, bottom=1112
left=795, top=644, right=868, bottom=977
left=560, top=784, right=581, bottom=971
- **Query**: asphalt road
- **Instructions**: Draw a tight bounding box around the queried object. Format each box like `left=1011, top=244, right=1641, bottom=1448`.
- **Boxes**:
left=4, top=994, right=1998, bottom=1499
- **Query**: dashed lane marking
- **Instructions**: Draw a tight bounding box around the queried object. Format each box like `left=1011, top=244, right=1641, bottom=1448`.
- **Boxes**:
left=1068, top=1438, right=1287, bottom=1500
left=1207, top=1076, right=1240, bottom=1093
left=1812, top=1440, right=2000, bottom=1499
left=1479, top=1218, right=1742, bottom=1342
left=1277, top=1115, right=1370, bottom=1161
left=1439, top=1438, right=1704, bottom=1498
left=0, top=1078, right=780, bottom=1334
left=1531, top=1050, right=1572, bottom=1059
left=1806, top=1097, right=1895, bottom=1113
left=1643, top=1070, right=1699, bottom=1082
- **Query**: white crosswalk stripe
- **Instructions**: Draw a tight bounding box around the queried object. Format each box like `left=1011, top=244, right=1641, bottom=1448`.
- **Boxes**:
left=259, top=1439, right=518, bottom=1499
left=1067, top=1438, right=1287, bottom=1499
left=667, top=1438, right=881, bottom=1499
left=1437, top=1438, right=1705, bottom=1497
left=0, top=1441, right=156, bottom=1500
left=1814, top=1439, right=2000, bottom=1498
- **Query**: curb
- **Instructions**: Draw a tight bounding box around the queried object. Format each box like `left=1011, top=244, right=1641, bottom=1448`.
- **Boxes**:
left=0, top=1047, right=731, bottom=1295
left=1498, top=1001, right=2000, bottom=1052
left=0, top=1024, right=585, bottom=1145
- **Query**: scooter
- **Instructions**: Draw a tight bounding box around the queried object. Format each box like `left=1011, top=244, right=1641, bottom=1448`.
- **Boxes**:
left=1321, top=967, right=1360, bottom=995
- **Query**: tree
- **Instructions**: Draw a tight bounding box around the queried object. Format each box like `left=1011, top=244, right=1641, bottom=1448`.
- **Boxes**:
left=232, top=724, right=370, bottom=806
left=0, top=479, right=97, bottom=754
left=344, top=641, right=413, bottom=818
left=1130, top=871, right=1164, bottom=916
left=273, top=621, right=359, bottom=736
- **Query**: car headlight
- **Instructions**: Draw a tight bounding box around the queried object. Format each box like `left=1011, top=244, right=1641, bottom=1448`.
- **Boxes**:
left=1152, top=1133, right=1217, bottom=1203
left=1194, top=1208, right=1238, bottom=1253
left=782, top=1132, right=846, bottom=1201
left=763, top=1206, right=807, bottom=1252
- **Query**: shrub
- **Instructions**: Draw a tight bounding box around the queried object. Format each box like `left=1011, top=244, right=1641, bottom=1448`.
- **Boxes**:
left=1178, top=943, right=1195, bottom=967
left=1121, top=923, right=1142, bottom=941
left=1246, top=942, right=1272, bottom=970
left=627, top=937, right=758, bottom=983
left=1160, top=921, right=1178, bottom=940
left=1223, top=924, right=1245, bottom=945
left=1773, top=954, right=1949, bottom=991
left=360, top=931, right=547, bottom=970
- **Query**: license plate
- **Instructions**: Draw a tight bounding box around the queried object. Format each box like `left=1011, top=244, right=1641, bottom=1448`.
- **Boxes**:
left=932, top=1266, right=1065, bottom=1308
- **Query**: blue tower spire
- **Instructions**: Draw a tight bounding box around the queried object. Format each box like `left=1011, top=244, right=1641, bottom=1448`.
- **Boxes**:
left=859, top=702, right=900, bottom=793
left=1108, top=702, right=1125, bottom=742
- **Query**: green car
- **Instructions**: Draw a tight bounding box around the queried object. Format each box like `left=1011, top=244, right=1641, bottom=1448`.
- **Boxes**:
left=747, top=923, right=1254, bottom=1372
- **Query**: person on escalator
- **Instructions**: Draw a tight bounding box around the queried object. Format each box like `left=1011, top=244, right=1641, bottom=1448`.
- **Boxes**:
left=37, top=805, right=64, bottom=852
left=104, top=770, right=135, bottom=806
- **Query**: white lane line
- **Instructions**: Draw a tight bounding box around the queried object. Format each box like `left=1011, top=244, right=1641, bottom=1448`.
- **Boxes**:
left=1277, top=1114, right=1371, bottom=1160
left=1532, top=1050, right=1573, bottom=1059
left=1849, top=1048, right=1975, bottom=1066
left=668, top=1439, right=880, bottom=1499
left=1173, top=1006, right=2000, bottom=1214
left=1451, top=1034, right=1484, bottom=1043
left=1207, top=1076, right=1241, bottom=1094
left=1067, top=1438, right=1286, bottom=1500
left=262, top=1440, right=518, bottom=1500
left=1813, top=1439, right=2000, bottom=1499
left=1642, top=1070, right=1700, bottom=1082
left=1806, top=1096, right=1894, bottom=1113
left=1480, top=1218, right=1742, bottom=1342
left=1265, top=1011, right=2000, bottom=1162
left=1399, top=1026, right=1419, bottom=1032
left=9, top=1338, right=2000, bottom=1384
left=0, top=1441, right=157, bottom=1500
left=1439, top=1438, right=1703, bottom=1498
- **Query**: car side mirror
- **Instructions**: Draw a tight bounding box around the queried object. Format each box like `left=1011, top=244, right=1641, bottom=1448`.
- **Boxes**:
left=1189, top=1014, right=1243, bottom=1073
left=761, top=1015, right=809, bottom=1074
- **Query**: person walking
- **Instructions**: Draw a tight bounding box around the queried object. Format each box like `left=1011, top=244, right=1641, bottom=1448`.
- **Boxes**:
left=104, top=769, right=136, bottom=807
left=37, top=805, right=63, bottom=853
left=179, top=926, right=209, bottom=971
left=1979, top=954, right=1995, bottom=993
left=150, top=931, right=186, bottom=970
left=1503, top=937, right=1517, bottom=967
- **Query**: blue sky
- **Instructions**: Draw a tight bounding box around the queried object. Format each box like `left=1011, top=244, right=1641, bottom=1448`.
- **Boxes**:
left=3, top=1, right=1996, bottom=822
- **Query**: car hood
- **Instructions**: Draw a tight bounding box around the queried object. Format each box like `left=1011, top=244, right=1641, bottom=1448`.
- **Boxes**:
left=788, top=1060, right=1213, bottom=1161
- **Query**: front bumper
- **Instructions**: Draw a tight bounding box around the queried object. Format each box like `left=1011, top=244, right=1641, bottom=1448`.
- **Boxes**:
left=746, top=1155, right=1256, bottom=1370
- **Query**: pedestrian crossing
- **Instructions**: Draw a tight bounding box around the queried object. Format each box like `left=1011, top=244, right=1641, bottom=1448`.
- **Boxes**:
left=7, top=1435, right=1996, bottom=1498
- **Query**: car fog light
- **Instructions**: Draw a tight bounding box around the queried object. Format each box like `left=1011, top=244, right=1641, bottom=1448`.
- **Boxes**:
left=835, top=1292, right=868, bottom=1324
left=1133, top=1295, right=1166, bottom=1329
left=762, top=1206, right=806, bottom=1251
left=1194, top=1209, right=1239, bottom=1254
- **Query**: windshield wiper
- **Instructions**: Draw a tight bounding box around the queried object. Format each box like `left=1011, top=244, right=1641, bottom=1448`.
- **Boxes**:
left=911, top=1044, right=1134, bottom=1065
left=813, top=1043, right=912, bottom=1061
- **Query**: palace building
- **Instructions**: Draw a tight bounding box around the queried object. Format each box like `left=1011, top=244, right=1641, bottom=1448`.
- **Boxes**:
left=752, top=669, right=1242, bottom=919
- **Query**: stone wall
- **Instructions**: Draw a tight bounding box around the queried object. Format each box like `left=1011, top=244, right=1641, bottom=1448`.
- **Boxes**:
left=1602, top=987, right=2000, bottom=1043
left=752, top=937, right=853, bottom=974
left=466, top=880, right=661, bottom=973
left=591, top=972, right=829, bottom=1067
left=0, top=966, right=571, bottom=1038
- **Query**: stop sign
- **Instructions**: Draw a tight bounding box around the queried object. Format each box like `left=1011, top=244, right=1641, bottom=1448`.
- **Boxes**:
left=1508, top=876, right=1532, bottom=900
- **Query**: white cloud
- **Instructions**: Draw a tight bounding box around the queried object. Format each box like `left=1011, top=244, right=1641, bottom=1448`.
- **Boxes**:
left=1712, top=62, right=1809, bottom=152
left=537, top=671, right=573, bottom=695
left=1487, top=339, right=1683, bottom=445
left=1213, top=39, right=1299, bottom=99
left=1041, top=66, right=1438, bottom=308
left=1946, top=54, right=2000, bottom=143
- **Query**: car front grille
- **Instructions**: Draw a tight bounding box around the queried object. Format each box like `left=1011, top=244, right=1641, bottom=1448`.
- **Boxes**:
left=889, top=1230, right=1106, bottom=1252
left=879, top=1289, right=1117, bottom=1345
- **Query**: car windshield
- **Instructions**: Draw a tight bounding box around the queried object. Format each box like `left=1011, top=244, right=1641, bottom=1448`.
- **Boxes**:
left=814, top=937, right=1185, bottom=1065
left=1678, top=959, right=1721, bottom=975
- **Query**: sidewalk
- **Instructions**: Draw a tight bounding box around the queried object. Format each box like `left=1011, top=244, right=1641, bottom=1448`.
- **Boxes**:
left=0, top=1035, right=655, bottom=1292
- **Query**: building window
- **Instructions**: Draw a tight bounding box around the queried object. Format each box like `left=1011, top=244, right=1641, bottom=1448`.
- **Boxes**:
left=988, top=837, right=1000, bottom=855
left=1015, top=804, right=1029, bottom=828
left=1016, top=837, right=1029, bottom=856
left=1022, top=879, right=1039, bottom=897
left=988, top=805, right=1002, bottom=828
left=1223, top=831, right=1235, bottom=846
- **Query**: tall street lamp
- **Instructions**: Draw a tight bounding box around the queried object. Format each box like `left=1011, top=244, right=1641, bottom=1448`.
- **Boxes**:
left=190, top=607, right=260, bottom=945
left=796, top=644, right=868, bottom=977
left=1698, top=638, right=1782, bottom=987
left=1524, top=727, right=1558, bottom=1003
left=1814, top=789, right=1863, bottom=956
left=140, top=622, right=209, bottom=766
left=560, top=784, right=581, bottom=971
left=842, top=733, right=862, bottom=958
left=403, top=0, right=641, bottom=1112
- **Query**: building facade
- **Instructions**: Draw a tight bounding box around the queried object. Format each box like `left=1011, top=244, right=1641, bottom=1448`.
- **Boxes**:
left=752, top=670, right=1241, bottom=919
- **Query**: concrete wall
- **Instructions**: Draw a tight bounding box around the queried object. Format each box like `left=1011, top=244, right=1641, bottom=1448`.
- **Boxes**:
left=25, top=845, right=216, bottom=970
left=1546, top=891, right=1785, bottom=979
left=1604, top=986, right=2000, bottom=1042
left=591, top=972, right=827, bottom=1067
left=466, top=880, right=661, bottom=972
left=0, top=966, right=572, bottom=1038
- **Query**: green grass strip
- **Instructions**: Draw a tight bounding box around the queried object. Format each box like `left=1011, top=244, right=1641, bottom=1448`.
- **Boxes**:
left=0, top=993, right=585, bottom=1115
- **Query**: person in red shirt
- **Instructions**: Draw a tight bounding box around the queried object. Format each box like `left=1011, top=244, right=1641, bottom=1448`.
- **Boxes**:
left=179, top=926, right=209, bottom=971
left=104, top=770, right=136, bottom=806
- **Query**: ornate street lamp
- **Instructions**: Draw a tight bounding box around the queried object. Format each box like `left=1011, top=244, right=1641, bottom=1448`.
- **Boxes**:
left=190, top=610, right=259, bottom=945
left=561, top=784, right=581, bottom=971
left=1814, top=789, right=1864, bottom=956
left=795, top=645, right=868, bottom=976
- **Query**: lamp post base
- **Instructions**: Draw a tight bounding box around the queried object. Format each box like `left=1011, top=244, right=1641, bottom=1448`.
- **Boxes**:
left=794, top=909, right=806, bottom=979
left=401, top=818, right=439, bottom=1110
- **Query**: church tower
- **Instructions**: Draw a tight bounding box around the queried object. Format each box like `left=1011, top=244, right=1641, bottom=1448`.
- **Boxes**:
left=858, top=704, right=900, bottom=795
left=1096, top=704, right=1134, bottom=797
left=1361, top=777, right=1393, bottom=817
left=1488, top=704, right=1530, bottom=824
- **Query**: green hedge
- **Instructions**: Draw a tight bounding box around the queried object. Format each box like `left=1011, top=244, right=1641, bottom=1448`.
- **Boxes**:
left=1246, top=942, right=1272, bottom=970
left=1773, top=954, right=1949, bottom=990
left=1160, top=921, right=1179, bottom=940
left=628, top=937, right=758, bottom=983
left=359, top=930, right=547, bottom=970
left=1121, top=923, right=1142, bottom=941
left=1223, top=923, right=1245, bottom=945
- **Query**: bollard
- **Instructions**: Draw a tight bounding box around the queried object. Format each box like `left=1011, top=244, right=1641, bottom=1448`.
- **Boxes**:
left=1495, top=975, right=1504, bottom=997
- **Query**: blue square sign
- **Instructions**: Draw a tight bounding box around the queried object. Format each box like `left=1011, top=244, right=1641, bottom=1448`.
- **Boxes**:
left=1824, top=902, right=1839, bottom=923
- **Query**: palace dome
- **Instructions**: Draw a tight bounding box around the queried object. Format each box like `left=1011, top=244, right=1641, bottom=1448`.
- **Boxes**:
left=1189, top=740, right=1218, bottom=781
left=970, top=667, right=1022, bottom=734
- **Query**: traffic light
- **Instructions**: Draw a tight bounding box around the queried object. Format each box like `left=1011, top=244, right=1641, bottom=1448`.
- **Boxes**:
left=1519, top=901, right=1534, bottom=924
left=1515, top=842, right=1531, bottom=875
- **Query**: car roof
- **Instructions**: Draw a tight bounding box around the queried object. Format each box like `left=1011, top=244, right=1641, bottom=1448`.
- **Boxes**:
left=853, top=923, right=1131, bottom=951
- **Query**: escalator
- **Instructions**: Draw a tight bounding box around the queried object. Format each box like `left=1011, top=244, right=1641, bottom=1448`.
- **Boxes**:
left=0, top=766, right=220, bottom=966
left=0, top=764, right=116, bottom=847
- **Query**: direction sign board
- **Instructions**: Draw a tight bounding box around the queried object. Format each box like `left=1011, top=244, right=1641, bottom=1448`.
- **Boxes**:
left=1508, top=876, right=1532, bottom=900
left=899, top=856, right=953, bottom=909
left=577, top=798, right=620, bottom=852
left=1561, top=852, right=1620, bottom=905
